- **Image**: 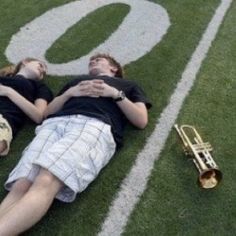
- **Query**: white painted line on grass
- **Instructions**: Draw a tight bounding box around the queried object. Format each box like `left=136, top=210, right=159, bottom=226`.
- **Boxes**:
left=98, top=0, right=232, bottom=235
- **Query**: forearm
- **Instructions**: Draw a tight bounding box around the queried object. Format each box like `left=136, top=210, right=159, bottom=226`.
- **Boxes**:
left=7, top=91, right=45, bottom=123
left=44, top=93, right=70, bottom=117
left=116, top=99, right=148, bottom=129
left=44, top=81, right=97, bottom=117
left=91, top=80, right=148, bottom=128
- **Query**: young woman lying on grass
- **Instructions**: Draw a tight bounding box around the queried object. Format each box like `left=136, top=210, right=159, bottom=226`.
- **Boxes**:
left=0, top=58, right=53, bottom=156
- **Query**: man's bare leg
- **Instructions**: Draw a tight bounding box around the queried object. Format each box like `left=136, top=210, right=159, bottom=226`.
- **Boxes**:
left=0, top=168, right=63, bottom=236
left=0, top=179, right=32, bottom=218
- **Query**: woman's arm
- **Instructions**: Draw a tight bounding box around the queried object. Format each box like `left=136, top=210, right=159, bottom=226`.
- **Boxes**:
left=0, top=84, right=47, bottom=123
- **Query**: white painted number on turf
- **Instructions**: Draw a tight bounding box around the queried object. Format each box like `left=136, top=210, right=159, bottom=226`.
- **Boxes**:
left=5, top=0, right=170, bottom=76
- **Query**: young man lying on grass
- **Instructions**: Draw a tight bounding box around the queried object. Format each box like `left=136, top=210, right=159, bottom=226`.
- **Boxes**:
left=0, top=53, right=151, bottom=235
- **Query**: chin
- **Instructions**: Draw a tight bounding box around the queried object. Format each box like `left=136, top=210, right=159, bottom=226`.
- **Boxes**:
left=33, top=74, right=43, bottom=81
left=89, top=69, right=100, bottom=76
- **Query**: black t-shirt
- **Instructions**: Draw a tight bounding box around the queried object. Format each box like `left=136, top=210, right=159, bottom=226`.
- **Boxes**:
left=49, top=75, right=151, bottom=147
left=0, top=75, right=53, bottom=136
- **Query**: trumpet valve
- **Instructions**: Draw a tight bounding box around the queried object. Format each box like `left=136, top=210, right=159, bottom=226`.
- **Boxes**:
left=192, top=142, right=213, bottom=153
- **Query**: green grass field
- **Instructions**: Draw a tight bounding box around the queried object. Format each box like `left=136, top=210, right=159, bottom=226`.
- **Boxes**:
left=0, top=0, right=235, bottom=235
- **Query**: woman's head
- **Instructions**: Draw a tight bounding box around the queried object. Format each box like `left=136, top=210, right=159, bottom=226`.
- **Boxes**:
left=14, top=58, right=47, bottom=80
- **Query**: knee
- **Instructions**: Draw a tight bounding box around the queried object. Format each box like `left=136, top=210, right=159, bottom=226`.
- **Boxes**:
left=12, top=179, right=32, bottom=194
left=34, top=169, right=63, bottom=191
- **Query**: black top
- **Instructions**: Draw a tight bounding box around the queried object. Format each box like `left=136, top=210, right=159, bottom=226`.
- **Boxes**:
left=49, top=75, right=152, bottom=148
left=0, top=75, right=53, bottom=136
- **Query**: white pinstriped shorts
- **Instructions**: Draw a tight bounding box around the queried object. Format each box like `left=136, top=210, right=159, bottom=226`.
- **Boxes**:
left=5, top=115, right=116, bottom=202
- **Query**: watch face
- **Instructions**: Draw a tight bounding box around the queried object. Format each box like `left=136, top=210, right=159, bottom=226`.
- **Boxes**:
left=120, top=91, right=126, bottom=100
left=114, top=90, right=126, bottom=102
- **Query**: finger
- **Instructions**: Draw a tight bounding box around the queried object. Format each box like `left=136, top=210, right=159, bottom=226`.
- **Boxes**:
left=92, top=83, right=104, bottom=90
left=79, top=83, right=93, bottom=91
left=79, top=80, right=92, bottom=86
left=84, top=90, right=100, bottom=97
left=92, top=79, right=104, bottom=84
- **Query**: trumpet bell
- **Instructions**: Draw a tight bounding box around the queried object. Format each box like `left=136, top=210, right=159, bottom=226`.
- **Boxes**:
left=199, top=168, right=222, bottom=189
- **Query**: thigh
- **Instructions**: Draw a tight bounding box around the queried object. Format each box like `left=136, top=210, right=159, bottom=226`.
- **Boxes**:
left=25, top=118, right=62, bottom=155
left=4, top=118, right=64, bottom=190
left=42, top=116, right=115, bottom=172
left=34, top=116, right=116, bottom=202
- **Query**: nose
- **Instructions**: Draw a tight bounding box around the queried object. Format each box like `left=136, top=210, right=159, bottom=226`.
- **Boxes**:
left=89, top=60, right=96, bottom=66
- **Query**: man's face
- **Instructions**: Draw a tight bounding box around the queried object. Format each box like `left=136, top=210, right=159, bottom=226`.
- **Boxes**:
left=88, top=57, right=116, bottom=76
left=23, top=60, right=47, bottom=80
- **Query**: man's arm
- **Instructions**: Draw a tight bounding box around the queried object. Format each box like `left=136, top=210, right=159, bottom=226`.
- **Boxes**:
left=0, top=84, right=47, bottom=123
left=43, top=92, right=71, bottom=117
left=115, top=100, right=148, bottom=129
left=92, top=80, right=148, bottom=129
left=45, top=79, right=148, bottom=129
left=44, top=80, right=100, bottom=117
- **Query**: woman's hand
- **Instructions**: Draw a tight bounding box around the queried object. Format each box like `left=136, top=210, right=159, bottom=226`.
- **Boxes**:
left=0, top=84, right=13, bottom=97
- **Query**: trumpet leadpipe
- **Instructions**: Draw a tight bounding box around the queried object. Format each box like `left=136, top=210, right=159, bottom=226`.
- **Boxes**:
left=174, top=124, right=189, bottom=152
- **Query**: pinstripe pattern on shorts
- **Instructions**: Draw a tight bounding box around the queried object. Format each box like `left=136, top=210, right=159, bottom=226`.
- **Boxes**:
left=5, top=115, right=116, bottom=202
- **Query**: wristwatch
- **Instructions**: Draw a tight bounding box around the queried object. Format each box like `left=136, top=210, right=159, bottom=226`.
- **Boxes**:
left=113, top=90, right=126, bottom=102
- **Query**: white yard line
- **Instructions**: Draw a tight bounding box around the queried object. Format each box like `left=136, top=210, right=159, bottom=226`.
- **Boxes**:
left=98, top=0, right=232, bottom=235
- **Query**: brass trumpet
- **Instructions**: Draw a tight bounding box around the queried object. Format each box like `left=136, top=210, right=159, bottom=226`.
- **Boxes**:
left=174, top=124, right=222, bottom=189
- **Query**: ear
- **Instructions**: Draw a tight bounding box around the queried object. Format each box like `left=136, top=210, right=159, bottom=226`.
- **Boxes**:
left=21, top=60, right=28, bottom=68
left=110, top=66, right=118, bottom=75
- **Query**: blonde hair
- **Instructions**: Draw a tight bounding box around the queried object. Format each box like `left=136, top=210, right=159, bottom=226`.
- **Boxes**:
left=0, top=65, right=16, bottom=77
left=13, top=58, right=47, bottom=76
